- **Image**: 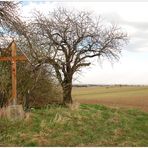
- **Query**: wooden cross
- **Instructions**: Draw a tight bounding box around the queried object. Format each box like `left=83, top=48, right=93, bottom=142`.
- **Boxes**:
left=0, top=41, right=27, bottom=105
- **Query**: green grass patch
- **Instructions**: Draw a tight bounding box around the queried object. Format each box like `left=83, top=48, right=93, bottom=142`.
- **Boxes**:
left=0, top=104, right=148, bottom=146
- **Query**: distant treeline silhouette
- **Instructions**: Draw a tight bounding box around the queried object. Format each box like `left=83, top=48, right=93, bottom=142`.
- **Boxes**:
left=73, top=84, right=148, bottom=87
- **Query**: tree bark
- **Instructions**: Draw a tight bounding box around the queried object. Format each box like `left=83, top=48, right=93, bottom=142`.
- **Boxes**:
left=23, top=90, right=30, bottom=111
left=0, top=92, right=5, bottom=108
left=0, top=92, right=7, bottom=108
left=62, top=81, right=73, bottom=105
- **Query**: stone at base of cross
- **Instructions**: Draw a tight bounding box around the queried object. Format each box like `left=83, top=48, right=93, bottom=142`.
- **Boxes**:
left=5, top=105, right=25, bottom=121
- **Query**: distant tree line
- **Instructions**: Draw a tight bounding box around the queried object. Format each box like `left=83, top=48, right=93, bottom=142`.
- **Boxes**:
left=73, top=84, right=147, bottom=88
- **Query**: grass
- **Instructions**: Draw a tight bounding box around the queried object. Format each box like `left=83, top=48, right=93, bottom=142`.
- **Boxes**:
left=0, top=104, right=148, bottom=146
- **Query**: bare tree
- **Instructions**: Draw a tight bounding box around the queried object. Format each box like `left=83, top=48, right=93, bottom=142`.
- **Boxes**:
left=27, top=8, right=127, bottom=105
left=0, top=1, right=20, bottom=35
left=1, top=6, right=127, bottom=105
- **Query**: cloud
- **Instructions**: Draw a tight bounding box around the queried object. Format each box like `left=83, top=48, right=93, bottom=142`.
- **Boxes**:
left=124, top=23, right=148, bottom=52
left=21, top=1, right=148, bottom=53
left=19, top=2, right=148, bottom=85
left=21, top=1, right=57, bottom=19
left=97, top=11, right=148, bottom=52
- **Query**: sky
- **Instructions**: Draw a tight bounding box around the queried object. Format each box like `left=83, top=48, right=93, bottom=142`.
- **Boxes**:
left=21, top=1, right=148, bottom=85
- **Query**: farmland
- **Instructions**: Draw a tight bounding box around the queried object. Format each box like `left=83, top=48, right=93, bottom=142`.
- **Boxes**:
left=72, top=86, right=148, bottom=112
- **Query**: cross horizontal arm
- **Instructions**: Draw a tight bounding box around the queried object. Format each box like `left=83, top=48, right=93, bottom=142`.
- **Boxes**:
left=14, top=56, right=27, bottom=61
left=0, top=57, right=11, bottom=61
left=0, top=56, right=27, bottom=61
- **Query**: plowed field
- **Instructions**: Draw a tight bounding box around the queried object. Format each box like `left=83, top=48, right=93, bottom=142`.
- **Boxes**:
left=72, top=86, right=148, bottom=112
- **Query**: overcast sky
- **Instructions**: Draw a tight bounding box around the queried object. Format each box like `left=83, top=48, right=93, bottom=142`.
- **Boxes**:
left=22, top=1, right=148, bottom=85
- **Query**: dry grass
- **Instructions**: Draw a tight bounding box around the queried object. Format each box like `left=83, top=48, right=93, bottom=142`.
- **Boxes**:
left=66, top=101, right=80, bottom=110
left=0, top=107, right=6, bottom=118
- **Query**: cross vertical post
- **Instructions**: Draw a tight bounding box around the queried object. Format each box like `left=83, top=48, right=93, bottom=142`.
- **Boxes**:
left=11, top=42, right=17, bottom=105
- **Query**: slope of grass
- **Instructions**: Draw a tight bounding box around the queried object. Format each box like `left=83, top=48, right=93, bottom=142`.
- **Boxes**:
left=0, top=104, right=148, bottom=146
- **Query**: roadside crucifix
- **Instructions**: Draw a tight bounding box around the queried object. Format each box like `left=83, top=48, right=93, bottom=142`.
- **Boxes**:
left=0, top=40, right=27, bottom=106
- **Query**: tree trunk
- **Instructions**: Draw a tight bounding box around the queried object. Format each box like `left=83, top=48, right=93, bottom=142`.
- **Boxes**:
left=0, top=93, right=3, bottom=108
left=23, top=90, right=30, bottom=111
left=62, top=81, right=73, bottom=105
left=0, top=92, right=5, bottom=108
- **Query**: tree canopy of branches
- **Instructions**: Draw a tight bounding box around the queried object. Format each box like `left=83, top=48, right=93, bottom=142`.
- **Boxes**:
left=0, top=1, right=20, bottom=36
left=23, top=8, right=127, bottom=105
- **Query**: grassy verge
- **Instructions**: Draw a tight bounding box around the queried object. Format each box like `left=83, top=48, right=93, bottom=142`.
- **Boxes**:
left=0, top=104, right=148, bottom=146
